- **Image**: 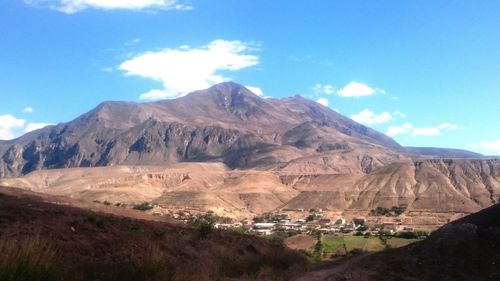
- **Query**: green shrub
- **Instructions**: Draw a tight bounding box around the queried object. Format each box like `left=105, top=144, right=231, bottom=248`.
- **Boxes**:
left=312, top=235, right=324, bottom=262
left=226, top=227, right=249, bottom=234
left=397, top=231, right=419, bottom=239
left=129, top=224, right=145, bottom=233
left=348, top=248, right=364, bottom=256
left=198, top=221, right=215, bottom=239
left=370, top=205, right=407, bottom=217
left=133, top=202, right=154, bottom=211
left=354, top=231, right=364, bottom=236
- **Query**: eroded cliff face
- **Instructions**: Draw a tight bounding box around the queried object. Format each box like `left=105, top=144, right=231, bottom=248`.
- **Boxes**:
left=281, top=159, right=500, bottom=214
left=2, top=159, right=499, bottom=221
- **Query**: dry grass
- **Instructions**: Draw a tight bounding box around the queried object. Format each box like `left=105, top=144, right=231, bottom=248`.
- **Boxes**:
left=0, top=190, right=309, bottom=281
left=0, top=234, right=57, bottom=281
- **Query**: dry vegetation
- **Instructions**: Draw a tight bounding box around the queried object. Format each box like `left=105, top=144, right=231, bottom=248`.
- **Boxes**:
left=0, top=234, right=57, bottom=281
left=0, top=189, right=308, bottom=281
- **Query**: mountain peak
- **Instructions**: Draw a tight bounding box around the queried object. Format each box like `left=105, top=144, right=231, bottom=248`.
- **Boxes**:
left=198, top=81, right=259, bottom=98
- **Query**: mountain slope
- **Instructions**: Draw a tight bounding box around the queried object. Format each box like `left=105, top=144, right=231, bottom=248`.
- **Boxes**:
left=0, top=163, right=298, bottom=217
left=404, top=146, right=484, bottom=159
left=2, top=159, right=498, bottom=223
left=281, top=159, right=500, bottom=214
left=0, top=82, right=406, bottom=178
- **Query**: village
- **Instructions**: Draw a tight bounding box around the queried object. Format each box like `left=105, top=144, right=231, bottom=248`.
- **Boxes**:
left=92, top=200, right=430, bottom=239
left=163, top=207, right=422, bottom=238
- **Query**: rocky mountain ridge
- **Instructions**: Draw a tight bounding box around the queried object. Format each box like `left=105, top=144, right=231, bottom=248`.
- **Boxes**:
left=0, top=82, right=407, bottom=178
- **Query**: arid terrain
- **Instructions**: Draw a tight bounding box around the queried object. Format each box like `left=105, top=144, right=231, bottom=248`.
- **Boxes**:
left=0, top=83, right=499, bottom=228
left=1, top=159, right=499, bottom=229
left=4, top=1, right=499, bottom=280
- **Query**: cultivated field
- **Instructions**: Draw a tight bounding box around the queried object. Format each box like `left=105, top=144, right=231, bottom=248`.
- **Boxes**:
left=322, top=235, right=420, bottom=257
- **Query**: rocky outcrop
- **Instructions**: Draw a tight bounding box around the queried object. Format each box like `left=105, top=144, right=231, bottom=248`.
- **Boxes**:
left=0, top=82, right=408, bottom=178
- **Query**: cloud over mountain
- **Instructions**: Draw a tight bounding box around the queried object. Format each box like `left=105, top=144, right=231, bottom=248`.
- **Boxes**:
left=119, top=40, right=260, bottom=100
left=351, top=109, right=392, bottom=125
left=387, top=122, right=459, bottom=137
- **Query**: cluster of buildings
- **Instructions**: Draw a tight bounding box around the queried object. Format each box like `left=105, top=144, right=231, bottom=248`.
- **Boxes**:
left=160, top=208, right=404, bottom=236
left=215, top=212, right=403, bottom=236
left=245, top=213, right=369, bottom=235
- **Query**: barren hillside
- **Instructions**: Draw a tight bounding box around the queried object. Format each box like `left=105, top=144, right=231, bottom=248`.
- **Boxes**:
left=0, top=82, right=407, bottom=178
left=2, top=159, right=499, bottom=223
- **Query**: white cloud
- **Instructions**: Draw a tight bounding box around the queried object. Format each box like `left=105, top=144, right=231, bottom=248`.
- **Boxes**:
left=387, top=122, right=459, bottom=137
left=26, top=0, right=192, bottom=14
left=312, top=81, right=383, bottom=98
left=0, top=115, right=26, bottom=140
left=479, top=140, right=500, bottom=151
left=125, top=38, right=141, bottom=46
left=101, top=67, right=114, bottom=73
left=316, top=98, right=329, bottom=107
left=23, top=107, right=34, bottom=113
left=120, top=39, right=259, bottom=100
left=0, top=114, right=53, bottom=140
left=469, top=140, right=500, bottom=154
left=244, top=86, right=263, bottom=97
left=351, top=109, right=392, bottom=125
left=393, top=111, right=407, bottom=118
left=387, top=123, right=413, bottom=137
left=411, top=127, right=440, bottom=137
left=24, top=123, right=54, bottom=133
left=437, top=123, right=459, bottom=130
left=139, top=89, right=170, bottom=101
left=313, top=84, right=335, bottom=95
left=337, top=82, right=377, bottom=97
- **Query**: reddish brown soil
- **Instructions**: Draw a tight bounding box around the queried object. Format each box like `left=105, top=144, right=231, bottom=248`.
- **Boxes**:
left=284, top=234, right=316, bottom=252
left=0, top=186, right=308, bottom=281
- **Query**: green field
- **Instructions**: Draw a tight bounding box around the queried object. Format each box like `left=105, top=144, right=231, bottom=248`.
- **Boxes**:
left=322, top=234, right=419, bottom=257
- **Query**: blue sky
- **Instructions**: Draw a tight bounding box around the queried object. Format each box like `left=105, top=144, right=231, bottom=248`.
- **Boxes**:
left=1, top=0, right=499, bottom=155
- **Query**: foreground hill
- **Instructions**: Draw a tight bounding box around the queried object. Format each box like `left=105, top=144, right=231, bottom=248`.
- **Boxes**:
left=0, top=186, right=307, bottom=281
left=2, top=185, right=499, bottom=281
left=295, top=202, right=500, bottom=281
left=0, top=82, right=406, bottom=178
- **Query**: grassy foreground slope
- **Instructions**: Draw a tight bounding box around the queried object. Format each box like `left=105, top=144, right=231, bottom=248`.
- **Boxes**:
left=0, top=186, right=308, bottom=281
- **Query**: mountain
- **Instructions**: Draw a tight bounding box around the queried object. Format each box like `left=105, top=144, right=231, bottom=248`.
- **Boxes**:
left=404, top=146, right=484, bottom=159
left=0, top=82, right=406, bottom=178
left=1, top=82, right=497, bottom=223
left=295, top=202, right=500, bottom=281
